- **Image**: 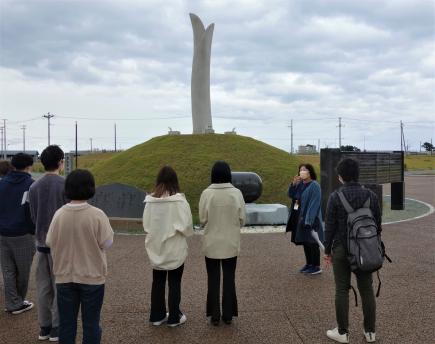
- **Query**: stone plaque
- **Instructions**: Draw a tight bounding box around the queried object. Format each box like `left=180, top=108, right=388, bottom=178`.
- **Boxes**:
left=89, top=183, right=146, bottom=218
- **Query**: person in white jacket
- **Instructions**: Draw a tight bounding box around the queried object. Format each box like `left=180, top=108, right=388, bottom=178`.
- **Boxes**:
left=143, top=166, right=194, bottom=327
left=199, top=161, right=246, bottom=326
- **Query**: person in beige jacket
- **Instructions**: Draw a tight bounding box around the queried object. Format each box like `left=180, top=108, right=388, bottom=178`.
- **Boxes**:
left=143, top=166, right=193, bottom=327
left=46, top=169, right=114, bottom=344
left=199, top=161, right=245, bottom=326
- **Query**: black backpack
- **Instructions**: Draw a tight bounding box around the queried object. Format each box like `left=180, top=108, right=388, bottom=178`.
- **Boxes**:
left=337, top=190, right=391, bottom=301
left=337, top=191, right=383, bottom=273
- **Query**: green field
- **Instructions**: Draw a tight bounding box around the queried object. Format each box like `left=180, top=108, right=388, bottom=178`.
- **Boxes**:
left=90, top=134, right=305, bottom=221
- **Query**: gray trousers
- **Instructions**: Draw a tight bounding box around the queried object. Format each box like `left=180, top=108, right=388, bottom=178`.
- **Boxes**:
left=36, top=251, right=59, bottom=328
left=0, top=234, right=35, bottom=311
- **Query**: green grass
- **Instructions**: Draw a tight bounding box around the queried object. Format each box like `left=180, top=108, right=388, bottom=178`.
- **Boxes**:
left=404, top=155, right=435, bottom=171
left=90, top=134, right=304, bottom=222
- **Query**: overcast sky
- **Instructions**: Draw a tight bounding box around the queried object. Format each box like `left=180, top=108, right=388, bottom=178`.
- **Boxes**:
left=0, top=0, right=434, bottom=153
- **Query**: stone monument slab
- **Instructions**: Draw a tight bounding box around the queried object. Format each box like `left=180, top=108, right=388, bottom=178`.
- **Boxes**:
left=89, top=183, right=146, bottom=218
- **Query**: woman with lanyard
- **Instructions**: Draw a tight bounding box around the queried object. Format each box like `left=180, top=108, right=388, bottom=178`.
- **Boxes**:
left=286, top=163, right=324, bottom=275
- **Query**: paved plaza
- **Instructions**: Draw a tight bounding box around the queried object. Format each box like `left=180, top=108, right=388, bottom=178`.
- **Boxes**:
left=0, top=176, right=434, bottom=344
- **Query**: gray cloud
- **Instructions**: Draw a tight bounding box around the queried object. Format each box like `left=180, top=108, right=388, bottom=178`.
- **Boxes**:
left=0, top=0, right=433, bottom=152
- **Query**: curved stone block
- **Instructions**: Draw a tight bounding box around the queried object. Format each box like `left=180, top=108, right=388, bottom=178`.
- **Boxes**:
left=231, top=172, right=263, bottom=203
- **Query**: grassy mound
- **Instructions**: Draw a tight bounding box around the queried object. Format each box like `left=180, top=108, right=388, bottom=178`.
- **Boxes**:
left=90, top=134, right=303, bottom=221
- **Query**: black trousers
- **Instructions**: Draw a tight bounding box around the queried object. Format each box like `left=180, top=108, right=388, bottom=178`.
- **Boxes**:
left=205, top=256, right=238, bottom=322
left=150, top=264, right=184, bottom=324
left=303, top=243, right=320, bottom=266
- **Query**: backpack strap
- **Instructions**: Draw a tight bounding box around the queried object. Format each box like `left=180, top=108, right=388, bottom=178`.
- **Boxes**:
left=337, top=191, right=355, bottom=214
left=376, top=270, right=382, bottom=297
left=363, top=197, right=371, bottom=208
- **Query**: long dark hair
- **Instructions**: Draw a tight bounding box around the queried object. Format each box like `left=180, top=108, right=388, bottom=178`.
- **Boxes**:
left=153, top=166, right=180, bottom=198
left=298, top=163, right=317, bottom=180
left=211, top=161, right=232, bottom=184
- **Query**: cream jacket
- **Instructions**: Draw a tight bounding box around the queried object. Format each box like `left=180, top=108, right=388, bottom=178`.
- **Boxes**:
left=199, top=183, right=246, bottom=259
left=143, top=193, right=194, bottom=270
left=46, top=203, right=114, bottom=285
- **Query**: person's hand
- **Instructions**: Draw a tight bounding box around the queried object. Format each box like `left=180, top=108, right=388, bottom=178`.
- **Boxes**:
left=292, top=175, right=301, bottom=185
left=324, top=254, right=332, bottom=269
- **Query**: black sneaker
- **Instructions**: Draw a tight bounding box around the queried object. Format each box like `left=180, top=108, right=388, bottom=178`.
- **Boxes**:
left=49, top=327, right=59, bottom=342
left=38, top=327, right=52, bottom=341
left=11, top=302, right=34, bottom=315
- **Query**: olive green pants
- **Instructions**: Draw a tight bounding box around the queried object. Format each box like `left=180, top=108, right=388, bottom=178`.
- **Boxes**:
left=332, top=242, right=376, bottom=334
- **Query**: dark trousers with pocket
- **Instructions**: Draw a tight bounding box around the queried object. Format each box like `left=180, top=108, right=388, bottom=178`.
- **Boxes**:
left=332, top=242, right=376, bottom=334
left=56, top=283, right=105, bottom=344
left=205, top=256, right=238, bottom=322
left=150, top=264, right=184, bottom=324
left=303, top=243, right=320, bottom=266
left=0, top=234, right=35, bottom=311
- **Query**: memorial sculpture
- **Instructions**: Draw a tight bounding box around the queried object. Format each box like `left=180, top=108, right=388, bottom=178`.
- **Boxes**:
left=190, top=13, right=214, bottom=134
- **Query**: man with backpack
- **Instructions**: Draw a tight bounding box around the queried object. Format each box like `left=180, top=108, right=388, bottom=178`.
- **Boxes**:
left=324, top=158, right=382, bottom=343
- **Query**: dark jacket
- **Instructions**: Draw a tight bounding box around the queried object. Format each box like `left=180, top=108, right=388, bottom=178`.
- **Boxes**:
left=29, top=173, right=67, bottom=248
left=324, top=182, right=382, bottom=255
left=287, top=181, right=324, bottom=245
left=0, top=171, right=35, bottom=236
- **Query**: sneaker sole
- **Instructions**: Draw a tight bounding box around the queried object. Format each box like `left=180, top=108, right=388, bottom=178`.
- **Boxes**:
left=11, top=303, right=34, bottom=315
left=310, top=270, right=323, bottom=275
left=48, top=338, right=59, bottom=342
left=38, top=336, right=50, bottom=341
left=167, top=316, right=187, bottom=327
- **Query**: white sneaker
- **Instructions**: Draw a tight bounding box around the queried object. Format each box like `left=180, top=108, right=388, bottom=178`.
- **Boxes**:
left=151, top=313, right=168, bottom=326
left=167, top=314, right=187, bottom=327
left=326, top=328, right=349, bottom=343
left=364, top=331, right=376, bottom=342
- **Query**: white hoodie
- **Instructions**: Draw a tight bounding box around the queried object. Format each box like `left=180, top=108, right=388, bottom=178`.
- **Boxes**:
left=143, top=193, right=194, bottom=270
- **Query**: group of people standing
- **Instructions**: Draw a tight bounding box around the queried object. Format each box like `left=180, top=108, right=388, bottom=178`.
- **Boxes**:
left=0, top=144, right=382, bottom=344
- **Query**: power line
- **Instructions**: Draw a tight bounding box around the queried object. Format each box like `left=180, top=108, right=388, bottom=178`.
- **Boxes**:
left=56, top=115, right=189, bottom=121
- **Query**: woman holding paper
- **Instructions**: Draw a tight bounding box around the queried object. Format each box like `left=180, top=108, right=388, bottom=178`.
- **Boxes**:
left=286, top=163, right=324, bottom=275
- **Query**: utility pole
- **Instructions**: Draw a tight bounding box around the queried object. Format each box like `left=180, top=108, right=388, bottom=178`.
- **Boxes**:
left=43, top=112, right=54, bottom=146
left=400, top=121, right=406, bottom=153
left=0, top=127, right=3, bottom=157
left=90, top=138, right=93, bottom=152
left=21, top=125, right=26, bottom=152
left=2, top=119, right=6, bottom=159
left=75, top=121, right=78, bottom=168
left=317, top=139, right=320, bottom=154
left=114, top=123, right=117, bottom=152
left=338, top=117, right=342, bottom=149
left=400, top=121, right=407, bottom=153
left=288, top=120, right=293, bottom=154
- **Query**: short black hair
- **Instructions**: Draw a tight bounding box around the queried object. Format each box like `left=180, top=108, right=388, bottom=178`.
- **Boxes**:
left=0, top=160, right=13, bottom=176
left=336, top=158, right=360, bottom=182
left=40, top=145, right=64, bottom=171
left=65, top=169, right=95, bottom=200
left=211, top=161, right=232, bottom=184
left=11, top=153, right=34, bottom=170
left=298, top=163, right=317, bottom=180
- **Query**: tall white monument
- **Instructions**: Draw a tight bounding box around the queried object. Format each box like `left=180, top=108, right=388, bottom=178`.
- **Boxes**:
left=190, top=13, right=214, bottom=134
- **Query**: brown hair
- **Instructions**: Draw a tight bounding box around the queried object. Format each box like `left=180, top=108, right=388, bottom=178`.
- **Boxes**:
left=0, top=160, right=13, bottom=177
left=152, top=166, right=180, bottom=198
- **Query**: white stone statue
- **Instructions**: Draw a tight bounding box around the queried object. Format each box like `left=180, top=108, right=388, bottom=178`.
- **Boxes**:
left=190, top=13, right=214, bottom=134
